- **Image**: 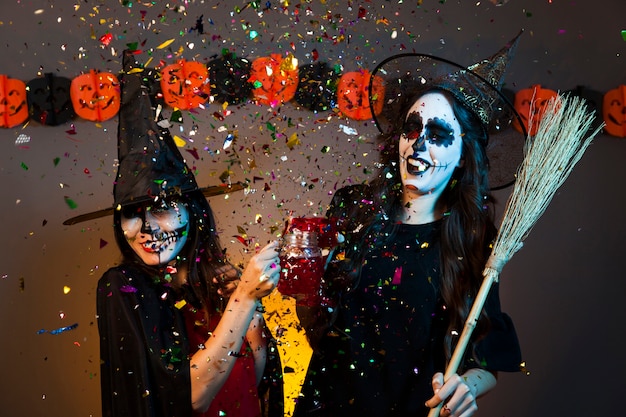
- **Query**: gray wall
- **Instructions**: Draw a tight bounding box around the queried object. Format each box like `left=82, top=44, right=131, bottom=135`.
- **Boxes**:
left=1, top=1, right=625, bottom=416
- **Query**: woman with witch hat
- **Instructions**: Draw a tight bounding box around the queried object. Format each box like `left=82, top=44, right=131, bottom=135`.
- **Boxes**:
left=293, top=34, right=525, bottom=417
left=65, top=51, right=283, bottom=417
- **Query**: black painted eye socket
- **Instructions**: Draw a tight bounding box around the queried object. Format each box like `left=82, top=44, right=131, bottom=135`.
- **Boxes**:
left=121, top=204, right=145, bottom=219
left=402, top=111, right=423, bottom=140
left=121, top=197, right=182, bottom=219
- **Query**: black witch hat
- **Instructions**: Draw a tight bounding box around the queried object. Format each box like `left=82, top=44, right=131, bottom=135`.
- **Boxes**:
left=370, top=31, right=526, bottom=190
left=63, top=50, right=245, bottom=225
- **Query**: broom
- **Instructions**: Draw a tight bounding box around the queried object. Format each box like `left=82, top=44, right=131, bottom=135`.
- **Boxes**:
left=428, top=93, right=604, bottom=417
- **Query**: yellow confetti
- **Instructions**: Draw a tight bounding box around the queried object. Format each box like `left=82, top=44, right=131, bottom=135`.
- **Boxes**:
left=286, top=132, right=300, bottom=149
left=281, top=53, right=298, bottom=72
left=63, top=286, right=71, bottom=294
left=156, top=38, right=176, bottom=49
left=173, top=135, right=187, bottom=147
left=175, top=299, right=187, bottom=309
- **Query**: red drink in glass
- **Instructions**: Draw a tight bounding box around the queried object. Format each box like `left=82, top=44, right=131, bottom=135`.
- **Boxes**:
left=278, top=231, right=325, bottom=307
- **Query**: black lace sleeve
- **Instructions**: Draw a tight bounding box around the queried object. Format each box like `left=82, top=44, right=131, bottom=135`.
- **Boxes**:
left=469, top=281, right=523, bottom=373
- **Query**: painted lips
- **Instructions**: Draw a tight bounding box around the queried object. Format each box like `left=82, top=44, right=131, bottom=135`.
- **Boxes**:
left=405, top=155, right=431, bottom=175
left=140, top=229, right=184, bottom=253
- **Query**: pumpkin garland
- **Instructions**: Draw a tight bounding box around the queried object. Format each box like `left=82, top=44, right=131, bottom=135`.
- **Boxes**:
left=248, top=53, right=299, bottom=107
left=26, top=73, right=75, bottom=126
left=160, top=59, right=211, bottom=110
left=0, top=74, right=29, bottom=128
left=602, top=85, right=626, bottom=138
left=0, top=51, right=622, bottom=137
left=70, top=70, right=120, bottom=122
left=513, top=84, right=558, bottom=136
left=336, top=69, right=384, bottom=121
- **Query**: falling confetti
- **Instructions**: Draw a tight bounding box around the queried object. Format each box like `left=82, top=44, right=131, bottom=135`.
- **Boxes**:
left=15, top=134, right=30, bottom=145
left=173, top=135, right=187, bottom=147
left=63, top=197, right=78, bottom=209
left=37, top=323, right=79, bottom=335
left=156, top=38, right=176, bottom=49
left=120, top=285, right=138, bottom=293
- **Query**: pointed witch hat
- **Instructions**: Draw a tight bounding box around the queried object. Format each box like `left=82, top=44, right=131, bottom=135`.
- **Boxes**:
left=370, top=30, right=526, bottom=190
left=63, top=50, right=245, bottom=226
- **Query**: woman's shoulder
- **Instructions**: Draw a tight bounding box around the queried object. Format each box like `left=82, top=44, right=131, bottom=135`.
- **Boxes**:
left=98, top=264, right=146, bottom=290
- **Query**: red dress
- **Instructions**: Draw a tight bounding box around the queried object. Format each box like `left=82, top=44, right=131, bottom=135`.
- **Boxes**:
left=183, top=305, right=262, bottom=417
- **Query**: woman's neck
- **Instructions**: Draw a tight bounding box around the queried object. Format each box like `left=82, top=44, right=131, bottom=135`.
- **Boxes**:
left=165, top=261, right=188, bottom=289
left=399, top=191, right=444, bottom=224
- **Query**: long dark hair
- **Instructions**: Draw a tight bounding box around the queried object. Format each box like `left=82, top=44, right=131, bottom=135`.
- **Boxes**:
left=113, top=191, right=226, bottom=312
left=340, top=88, right=496, bottom=361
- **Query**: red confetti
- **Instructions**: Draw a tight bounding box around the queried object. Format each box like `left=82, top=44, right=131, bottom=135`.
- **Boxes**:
left=185, top=148, right=200, bottom=160
left=99, top=33, right=113, bottom=47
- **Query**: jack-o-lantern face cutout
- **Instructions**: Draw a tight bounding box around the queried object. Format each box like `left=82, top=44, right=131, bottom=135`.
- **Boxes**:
left=337, top=70, right=385, bottom=121
left=0, top=75, right=29, bottom=128
left=70, top=70, right=120, bottom=122
left=27, top=73, right=74, bottom=126
left=603, top=85, right=626, bottom=137
left=160, top=60, right=210, bottom=110
left=513, top=84, right=558, bottom=135
left=249, top=54, right=299, bottom=107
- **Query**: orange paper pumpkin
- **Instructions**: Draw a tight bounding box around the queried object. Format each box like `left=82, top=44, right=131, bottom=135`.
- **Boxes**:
left=337, top=70, right=384, bottom=121
left=160, top=59, right=210, bottom=110
left=602, top=85, right=626, bottom=137
left=249, top=54, right=299, bottom=107
left=0, top=75, right=29, bottom=128
left=70, top=70, right=120, bottom=122
left=513, top=84, right=558, bottom=135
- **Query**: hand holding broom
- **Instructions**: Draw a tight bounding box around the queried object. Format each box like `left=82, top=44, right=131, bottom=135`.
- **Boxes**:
left=427, top=93, right=604, bottom=417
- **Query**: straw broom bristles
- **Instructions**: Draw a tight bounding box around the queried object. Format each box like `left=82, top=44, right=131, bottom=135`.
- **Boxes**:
left=487, top=94, right=603, bottom=273
left=428, top=94, right=604, bottom=417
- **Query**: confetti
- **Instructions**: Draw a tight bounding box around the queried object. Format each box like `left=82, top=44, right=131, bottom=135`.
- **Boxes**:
left=15, top=134, right=30, bottom=145
left=38, top=323, right=79, bottom=335
left=156, top=39, right=176, bottom=49
left=339, top=124, right=358, bottom=135
left=64, top=197, right=78, bottom=209
left=223, top=134, right=234, bottom=149
left=173, top=135, right=187, bottom=147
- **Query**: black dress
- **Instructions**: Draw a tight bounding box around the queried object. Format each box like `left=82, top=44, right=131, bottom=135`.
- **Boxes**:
left=97, top=264, right=284, bottom=417
left=294, top=186, right=522, bottom=417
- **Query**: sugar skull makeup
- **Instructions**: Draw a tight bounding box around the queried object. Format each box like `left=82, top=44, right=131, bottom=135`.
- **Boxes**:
left=398, top=91, right=464, bottom=196
left=121, top=198, right=190, bottom=266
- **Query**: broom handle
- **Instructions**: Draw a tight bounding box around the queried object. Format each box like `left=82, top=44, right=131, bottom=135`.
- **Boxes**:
left=426, top=267, right=500, bottom=417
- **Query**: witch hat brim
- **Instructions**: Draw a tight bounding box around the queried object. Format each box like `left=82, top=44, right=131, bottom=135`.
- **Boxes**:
left=369, top=31, right=526, bottom=190
left=63, top=182, right=248, bottom=225
left=63, top=50, right=247, bottom=226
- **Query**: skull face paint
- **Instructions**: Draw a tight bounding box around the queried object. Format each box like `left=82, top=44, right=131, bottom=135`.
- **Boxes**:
left=121, top=199, right=190, bottom=266
left=398, top=92, right=464, bottom=197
